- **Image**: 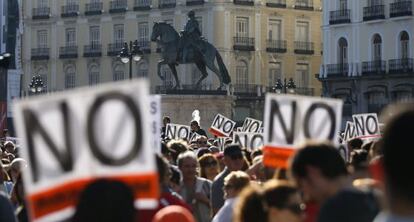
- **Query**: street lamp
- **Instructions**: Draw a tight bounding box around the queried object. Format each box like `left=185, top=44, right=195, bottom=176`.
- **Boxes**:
left=118, top=40, right=143, bottom=79
left=272, top=78, right=296, bottom=94
left=28, top=75, right=44, bottom=95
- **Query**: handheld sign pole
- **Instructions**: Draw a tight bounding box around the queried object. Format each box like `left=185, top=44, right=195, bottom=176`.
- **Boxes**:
left=209, top=114, right=236, bottom=137
left=263, top=94, right=343, bottom=169
left=13, top=80, right=159, bottom=222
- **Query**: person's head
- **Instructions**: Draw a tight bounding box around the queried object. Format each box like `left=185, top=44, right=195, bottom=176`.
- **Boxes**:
left=161, top=142, right=175, bottom=163
left=223, top=171, right=250, bottom=199
left=348, top=138, right=363, bottom=151
left=190, top=120, right=200, bottom=132
left=234, top=180, right=305, bottom=222
left=6, top=158, right=27, bottom=183
left=381, top=107, right=414, bottom=208
left=163, top=116, right=171, bottom=127
left=290, top=142, right=348, bottom=203
left=196, top=136, right=208, bottom=148
left=223, top=144, right=245, bottom=172
left=177, top=151, right=199, bottom=180
left=198, top=154, right=219, bottom=181
left=187, top=10, right=195, bottom=19
left=152, top=205, right=195, bottom=222
left=72, top=179, right=135, bottom=222
left=350, top=149, right=369, bottom=172
left=167, top=140, right=189, bottom=164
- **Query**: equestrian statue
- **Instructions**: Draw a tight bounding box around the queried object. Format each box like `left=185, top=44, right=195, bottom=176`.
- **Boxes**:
left=151, top=11, right=231, bottom=90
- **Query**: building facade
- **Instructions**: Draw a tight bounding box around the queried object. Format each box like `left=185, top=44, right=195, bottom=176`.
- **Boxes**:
left=22, top=0, right=322, bottom=122
left=320, top=0, right=414, bottom=122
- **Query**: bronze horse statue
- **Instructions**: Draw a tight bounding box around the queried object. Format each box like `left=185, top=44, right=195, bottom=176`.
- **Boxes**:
left=150, top=22, right=231, bottom=90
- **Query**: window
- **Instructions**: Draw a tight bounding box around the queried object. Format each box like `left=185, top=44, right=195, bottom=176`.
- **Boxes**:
left=339, top=0, right=347, bottom=10
left=37, top=30, right=48, bottom=48
left=268, top=19, right=282, bottom=40
left=236, top=17, right=249, bottom=38
left=38, top=0, right=48, bottom=8
left=138, top=22, right=148, bottom=42
left=89, top=26, right=100, bottom=45
left=67, top=0, right=78, bottom=5
left=113, top=64, right=125, bottom=81
left=367, top=0, right=381, bottom=6
left=114, top=24, right=124, bottom=44
left=400, top=31, right=409, bottom=59
left=338, top=37, right=348, bottom=64
left=137, top=62, right=148, bottom=78
left=367, top=91, right=387, bottom=113
left=236, top=60, right=248, bottom=85
left=295, top=21, right=309, bottom=42
left=65, top=66, right=76, bottom=89
left=91, top=0, right=100, bottom=3
left=296, top=63, right=309, bottom=87
left=268, top=63, right=282, bottom=86
left=88, top=64, right=100, bottom=85
left=65, top=28, right=76, bottom=46
left=372, top=34, right=382, bottom=61
left=394, top=91, right=411, bottom=102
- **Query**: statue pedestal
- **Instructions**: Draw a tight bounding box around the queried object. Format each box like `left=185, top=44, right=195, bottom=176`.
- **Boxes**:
left=161, top=94, right=235, bottom=134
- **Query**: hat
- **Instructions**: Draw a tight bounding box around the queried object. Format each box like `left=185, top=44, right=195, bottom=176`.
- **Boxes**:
left=152, top=206, right=195, bottom=222
left=223, top=144, right=242, bottom=157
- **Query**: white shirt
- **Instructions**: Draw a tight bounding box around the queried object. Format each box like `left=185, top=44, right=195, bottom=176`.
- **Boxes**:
left=212, top=197, right=237, bottom=222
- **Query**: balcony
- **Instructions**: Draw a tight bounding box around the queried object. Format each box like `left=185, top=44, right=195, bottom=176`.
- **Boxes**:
left=389, top=58, right=414, bottom=74
left=294, top=41, right=314, bottom=54
left=296, top=87, right=314, bottom=96
left=110, top=0, right=128, bottom=13
left=362, top=60, right=386, bottom=75
left=266, top=0, right=286, bottom=8
left=186, top=0, right=204, bottom=6
left=61, top=4, right=79, bottom=17
left=159, top=0, right=176, bottom=8
left=363, top=5, right=385, bottom=21
left=294, top=1, right=314, bottom=10
left=85, top=2, right=103, bottom=15
left=137, top=40, right=151, bottom=53
left=266, top=40, right=287, bottom=53
left=107, top=42, right=124, bottom=56
left=390, top=1, right=413, bottom=17
left=59, top=46, right=78, bottom=59
left=326, top=63, right=349, bottom=77
left=83, top=44, right=102, bottom=57
left=233, top=37, right=255, bottom=51
left=134, top=0, right=151, bottom=10
left=32, top=7, right=50, bottom=19
left=329, top=10, right=351, bottom=24
left=234, top=0, right=254, bottom=6
left=31, top=48, right=49, bottom=60
left=233, top=84, right=262, bottom=97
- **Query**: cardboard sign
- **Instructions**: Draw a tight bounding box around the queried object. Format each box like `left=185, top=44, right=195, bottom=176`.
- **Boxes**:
left=149, top=95, right=161, bottom=153
left=189, top=132, right=201, bottom=142
left=209, top=114, right=236, bottom=137
left=165, top=123, right=191, bottom=141
left=352, top=113, right=380, bottom=139
left=342, top=121, right=356, bottom=143
left=13, top=80, right=159, bottom=221
left=263, top=94, right=343, bottom=168
left=216, top=137, right=232, bottom=151
left=236, top=127, right=243, bottom=132
left=233, top=132, right=264, bottom=151
left=241, top=117, right=262, bottom=133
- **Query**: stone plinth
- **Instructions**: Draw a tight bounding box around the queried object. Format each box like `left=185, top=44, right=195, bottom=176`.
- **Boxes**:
left=161, top=95, right=235, bottom=135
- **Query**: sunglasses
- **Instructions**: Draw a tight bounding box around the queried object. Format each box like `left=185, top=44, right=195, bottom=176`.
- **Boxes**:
left=284, top=203, right=306, bottom=215
left=202, top=160, right=218, bottom=167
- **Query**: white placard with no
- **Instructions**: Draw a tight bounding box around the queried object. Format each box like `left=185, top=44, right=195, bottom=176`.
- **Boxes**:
left=210, top=114, right=236, bottom=137
left=165, top=123, right=191, bottom=141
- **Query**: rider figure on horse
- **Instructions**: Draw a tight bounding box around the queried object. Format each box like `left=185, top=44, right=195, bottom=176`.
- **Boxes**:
left=180, top=10, right=202, bottom=63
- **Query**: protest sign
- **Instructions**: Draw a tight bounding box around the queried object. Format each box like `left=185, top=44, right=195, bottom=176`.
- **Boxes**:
left=149, top=95, right=161, bottom=153
left=233, top=132, right=264, bottom=151
left=241, top=117, right=262, bottom=133
left=342, top=121, right=356, bottom=143
left=263, top=94, right=343, bottom=168
left=209, top=114, right=236, bottom=137
left=352, top=113, right=381, bottom=139
left=216, top=137, right=231, bottom=151
left=13, top=80, right=159, bottom=221
left=165, top=123, right=191, bottom=141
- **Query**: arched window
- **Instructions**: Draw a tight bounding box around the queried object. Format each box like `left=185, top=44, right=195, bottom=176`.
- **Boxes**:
left=88, top=64, right=100, bottom=86
left=137, top=62, right=148, bottom=78
left=372, top=34, right=382, bottom=61
left=236, top=60, right=248, bottom=86
left=64, top=65, right=76, bottom=89
left=338, top=37, right=348, bottom=65
left=400, top=31, right=409, bottom=59
left=113, top=63, right=125, bottom=81
left=268, top=62, right=282, bottom=87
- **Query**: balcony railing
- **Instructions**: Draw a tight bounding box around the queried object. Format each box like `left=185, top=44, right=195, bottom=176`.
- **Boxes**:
left=362, top=60, right=386, bottom=75
left=110, top=0, right=128, bottom=13
left=326, top=63, right=349, bottom=77
left=85, top=2, right=103, bottom=15
left=389, top=58, right=414, bottom=74
left=31, top=48, right=50, bottom=60
left=363, top=5, right=385, bottom=21
left=159, top=0, right=176, bottom=8
left=296, top=87, right=314, bottom=96
left=134, top=0, right=151, bottom=10
left=84, top=44, right=102, bottom=57
left=61, top=4, right=79, bottom=17
left=266, top=0, right=286, bottom=8
left=233, top=37, right=255, bottom=51
left=107, top=42, right=124, bottom=56
left=390, top=1, right=413, bottom=17
left=137, top=40, right=151, bottom=53
left=329, top=10, right=351, bottom=24
left=234, top=0, right=254, bottom=6
left=294, top=41, right=314, bottom=54
left=59, top=46, right=78, bottom=59
left=266, top=40, right=287, bottom=53
left=32, top=7, right=50, bottom=19
left=294, top=0, right=314, bottom=10
left=186, top=0, right=204, bottom=6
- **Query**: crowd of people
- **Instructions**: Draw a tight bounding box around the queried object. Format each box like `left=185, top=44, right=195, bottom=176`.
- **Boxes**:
left=1, top=104, right=414, bottom=222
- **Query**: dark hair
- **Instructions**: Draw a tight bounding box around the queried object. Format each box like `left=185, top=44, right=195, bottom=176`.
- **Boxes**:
left=156, top=154, right=170, bottom=183
left=290, top=142, right=348, bottom=179
left=382, top=108, right=414, bottom=203
left=72, top=179, right=135, bottom=222
left=170, top=166, right=181, bottom=185
left=350, top=149, right=369, bottom=170
left=348, top=138, right=363, bottom=150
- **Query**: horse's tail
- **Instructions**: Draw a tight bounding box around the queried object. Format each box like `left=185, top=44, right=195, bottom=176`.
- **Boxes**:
left=215, top=51, right=231, bottom=84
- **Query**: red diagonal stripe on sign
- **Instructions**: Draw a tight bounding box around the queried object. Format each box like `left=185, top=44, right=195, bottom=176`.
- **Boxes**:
left=263, top=146, right=296, bottom=169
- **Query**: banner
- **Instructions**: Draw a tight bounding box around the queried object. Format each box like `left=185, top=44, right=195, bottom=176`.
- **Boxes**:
left=352, top=113, right=381, bottom=139
left=241, top=117, right=262, bottom=133
left=165, top=123, right=191, bottom=141
left=209, top=114, right=236, bottom=137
